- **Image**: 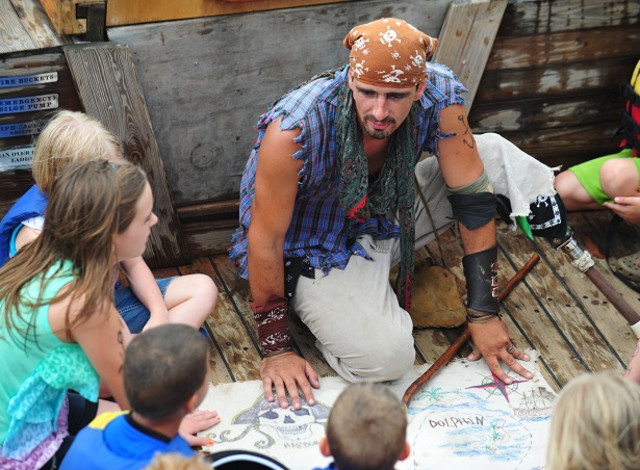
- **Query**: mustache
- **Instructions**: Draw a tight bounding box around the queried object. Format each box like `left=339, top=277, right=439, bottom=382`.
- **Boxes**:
left=364, top=115, right=396, bottom=125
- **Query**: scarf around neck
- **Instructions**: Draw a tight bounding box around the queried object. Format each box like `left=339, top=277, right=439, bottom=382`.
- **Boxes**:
left=335, top=86, right=418, bottom=309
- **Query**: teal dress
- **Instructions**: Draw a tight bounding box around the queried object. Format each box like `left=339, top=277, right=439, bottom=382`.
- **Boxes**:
left=0, top=260, right=99, bottom=468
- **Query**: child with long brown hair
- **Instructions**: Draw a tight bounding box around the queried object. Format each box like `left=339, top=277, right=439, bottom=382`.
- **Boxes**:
left=0, top=110, right=217, bottom=333
left=0, top=160, right=218, bottom=469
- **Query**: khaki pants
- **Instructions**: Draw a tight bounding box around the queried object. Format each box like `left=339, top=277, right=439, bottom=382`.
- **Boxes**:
left=290, top=133, right=556, bottom=382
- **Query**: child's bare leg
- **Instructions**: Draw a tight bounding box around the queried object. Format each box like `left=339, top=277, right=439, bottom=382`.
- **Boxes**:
left=164, top=274, right=218, bottom=328
left=554, top=170, right=602, bottom=211
left=600, top=158, right=640, bottom=199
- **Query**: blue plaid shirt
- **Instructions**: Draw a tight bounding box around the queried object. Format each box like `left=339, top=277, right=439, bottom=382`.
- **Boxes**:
left=229, top=63, right=466, bottom=279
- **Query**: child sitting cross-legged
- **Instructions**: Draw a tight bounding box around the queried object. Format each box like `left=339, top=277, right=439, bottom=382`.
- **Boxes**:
left=60, top=323, right=218, bottom=469
left=0, top=110, right=217, bottom=334
left=313, top=383, right=410, bottom=470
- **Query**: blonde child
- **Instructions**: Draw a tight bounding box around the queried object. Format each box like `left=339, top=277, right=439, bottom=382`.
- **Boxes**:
left=547, top=371, right=640, bottom=470
left=0, top=110, right=217, bottom=333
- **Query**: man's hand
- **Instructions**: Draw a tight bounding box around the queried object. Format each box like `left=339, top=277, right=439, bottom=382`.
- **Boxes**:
left=261, top=351, right=320, bottom=410
left=466, top=316, right=533, bottom=384
left=604, top=196, right=640, bottom=224
left=179, top=409, right=221, bottom=447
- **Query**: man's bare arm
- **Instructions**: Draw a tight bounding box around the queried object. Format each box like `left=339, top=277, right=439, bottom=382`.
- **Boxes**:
left=248, top=118, right=319, bottom=409
left=436, top=104, right=533, bottom=383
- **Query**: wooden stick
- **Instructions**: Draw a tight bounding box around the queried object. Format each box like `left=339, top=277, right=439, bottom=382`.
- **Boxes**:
left=401, top=253, right=540, bottom=406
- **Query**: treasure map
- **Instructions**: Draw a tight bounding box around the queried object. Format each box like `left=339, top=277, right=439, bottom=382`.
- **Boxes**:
left=199, top=356, right=555, bottom=469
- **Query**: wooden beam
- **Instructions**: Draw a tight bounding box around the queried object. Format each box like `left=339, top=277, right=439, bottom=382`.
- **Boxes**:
left=0, top=1, right=36, bottom=53
left=64, top=42, right=191, bottom=267
left=105, top=0, right=351, bottom=28
left=9, top=0, right=72, bottom=49
left=433, top=0, right=507, bottom=110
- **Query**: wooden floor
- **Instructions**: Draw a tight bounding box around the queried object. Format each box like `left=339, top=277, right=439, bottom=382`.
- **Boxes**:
left=154, top=211, right=640, bottom=394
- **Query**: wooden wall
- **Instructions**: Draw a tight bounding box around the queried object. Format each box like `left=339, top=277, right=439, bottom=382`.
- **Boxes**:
left=469, top=1, right=640, bottom=168
left=108, top=0, right=451, bottom=206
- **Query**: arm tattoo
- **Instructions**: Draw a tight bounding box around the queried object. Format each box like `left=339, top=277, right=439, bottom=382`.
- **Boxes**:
left=457, top=115, right=475, bottom=149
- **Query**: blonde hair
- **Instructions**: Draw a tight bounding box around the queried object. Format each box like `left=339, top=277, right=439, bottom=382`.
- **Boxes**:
left=143, top=454, right=212, bottom=470
left=327, top=383, right=407, bottom=470
left=32, top=110, right=122, bottom=195
left=0, top=159, right=147, bottom=342
left=547, top=371, right=640, bottom=470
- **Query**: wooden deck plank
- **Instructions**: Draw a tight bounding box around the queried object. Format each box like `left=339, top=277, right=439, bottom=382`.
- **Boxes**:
left=178, top=257, right=262, bottom=382
left=496, top=232, right=587, bottom=391
left=430, top=223, right=578, bottom=391
left=499, top=227, right=626, bottom=375
left=155, top=216, right=638, bottom=392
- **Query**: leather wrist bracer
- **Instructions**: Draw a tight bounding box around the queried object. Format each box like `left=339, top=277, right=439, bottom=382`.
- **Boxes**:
left=462, top=245, right=500, bottom=315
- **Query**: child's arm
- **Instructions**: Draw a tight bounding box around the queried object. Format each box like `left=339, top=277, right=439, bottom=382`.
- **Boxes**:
left=625, top=339, right=640, bottom=384
left=14, top=225, right=41, bottom=252
left=120, top=256, right=170, bottom=330
left=72, top=302, right=132, bottom=409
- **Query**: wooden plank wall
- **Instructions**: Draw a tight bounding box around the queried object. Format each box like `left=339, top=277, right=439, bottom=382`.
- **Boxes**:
left=107, top=0, right=452, bottom=255
left=64, top=43, right=191, bottom=267
left=109, top=0, right=640, bottom=257
left=108, top=0, right=451, bottom=206
left=468, top=0, right=640, bottom=169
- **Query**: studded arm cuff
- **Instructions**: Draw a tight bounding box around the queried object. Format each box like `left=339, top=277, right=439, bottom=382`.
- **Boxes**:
left=250, top=294, right=294, bottom=356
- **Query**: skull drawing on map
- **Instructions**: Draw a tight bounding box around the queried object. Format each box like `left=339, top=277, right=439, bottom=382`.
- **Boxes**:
left=214, top=394, right=330, bottom=448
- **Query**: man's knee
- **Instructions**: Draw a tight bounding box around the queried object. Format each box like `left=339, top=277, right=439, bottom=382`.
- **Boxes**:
left=375, top=339, right=415, bottom=381
left=351, top=329, right=415, bottom=382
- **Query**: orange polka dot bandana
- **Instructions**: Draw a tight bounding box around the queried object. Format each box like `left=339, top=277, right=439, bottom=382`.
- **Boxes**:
left=343, top=18, right=437, bottom=88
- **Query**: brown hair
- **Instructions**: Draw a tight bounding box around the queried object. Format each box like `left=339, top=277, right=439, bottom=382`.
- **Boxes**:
left=547, top=371, right=640, bottom=470
left=0, top=159, right=147, bottom=342
left=32, top=110, right=122, bottom=196
left=327, top=383, right=407, bottom=470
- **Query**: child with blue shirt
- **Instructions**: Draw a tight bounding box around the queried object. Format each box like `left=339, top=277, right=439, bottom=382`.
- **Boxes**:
left=61, top=323, right=218, bottom=469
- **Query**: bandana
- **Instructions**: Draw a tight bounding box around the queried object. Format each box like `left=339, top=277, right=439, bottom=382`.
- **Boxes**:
left=343, top=18, right=437, bottom=88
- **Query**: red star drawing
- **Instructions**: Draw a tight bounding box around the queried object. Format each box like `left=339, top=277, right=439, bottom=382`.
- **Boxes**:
left=466, top=371, right=528, bottom=403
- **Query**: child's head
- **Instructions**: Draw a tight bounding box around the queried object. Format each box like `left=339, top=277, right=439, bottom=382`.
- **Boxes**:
left=32, top=110, right=122, bottom=195
left=124, top=324, right=210, bottom=421
left=143, top=453, right=211, bottom=470
left=547, top=372, right=640, bottom=470
left=321, top=383, right=409, bottom=470
left=44, top=158, right=148, bottom=268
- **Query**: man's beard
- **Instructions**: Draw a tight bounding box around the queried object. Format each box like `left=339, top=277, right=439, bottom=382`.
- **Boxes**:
left=362, top=116, right=396, bottom=140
